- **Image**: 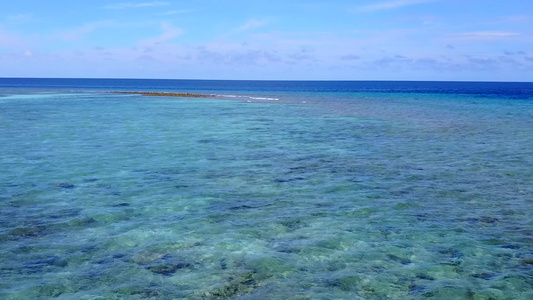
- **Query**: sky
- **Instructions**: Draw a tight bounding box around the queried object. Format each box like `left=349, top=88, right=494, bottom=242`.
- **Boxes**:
left=1, top=0, right=532, bottom=81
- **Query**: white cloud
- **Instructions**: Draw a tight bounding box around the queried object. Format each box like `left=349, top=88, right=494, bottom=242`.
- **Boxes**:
left=0, top=28, right=27, bottom=48
left=54, top=21, right=115, bottom=42
left=357, top=0, right=437, bottom=12
left=7, top=13, right=34, bottom=22
left=341, top=54, right=361, bottom=60
left=160, top=9, right=194, bottom=16
left=104, top=2, right=170, bottom=9
left=139, top=22, right=183, bottom=45
left=452, top=31, right=521, bottom=40
left=481, top=15, right=533, bottom=25
left=238, top=19, right=269, bottom=31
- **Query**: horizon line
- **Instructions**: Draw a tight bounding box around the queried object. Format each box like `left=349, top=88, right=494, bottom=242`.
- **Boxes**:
left=1, top=77, right=532, bottom=84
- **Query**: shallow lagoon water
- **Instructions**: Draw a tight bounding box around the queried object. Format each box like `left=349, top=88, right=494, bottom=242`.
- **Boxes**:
left=0, top=81, right=532, bottom=299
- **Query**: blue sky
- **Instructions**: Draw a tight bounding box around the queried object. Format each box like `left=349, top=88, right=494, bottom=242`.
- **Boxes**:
left=1, top=0, right=532, bottom=81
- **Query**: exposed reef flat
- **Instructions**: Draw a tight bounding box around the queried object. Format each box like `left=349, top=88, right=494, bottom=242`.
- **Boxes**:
left=108, top=91, right=213, bottom=98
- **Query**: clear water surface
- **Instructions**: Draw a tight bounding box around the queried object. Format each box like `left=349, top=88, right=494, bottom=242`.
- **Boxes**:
left=0, top=79, right=532, bottom=299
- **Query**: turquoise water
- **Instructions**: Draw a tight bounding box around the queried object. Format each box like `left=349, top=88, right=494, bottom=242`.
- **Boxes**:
left=0, top=81, right=532, bottom=299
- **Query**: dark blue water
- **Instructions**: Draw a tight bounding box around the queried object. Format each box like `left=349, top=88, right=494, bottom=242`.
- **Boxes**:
left=1, top=78, right=532, bottom=98
left=1, top=79, right=532, bottom=299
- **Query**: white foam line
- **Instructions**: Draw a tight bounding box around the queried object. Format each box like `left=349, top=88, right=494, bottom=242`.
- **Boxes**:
left=249, top=97, right=279, bottom=101
left=215, top=94, right=280, bottom=101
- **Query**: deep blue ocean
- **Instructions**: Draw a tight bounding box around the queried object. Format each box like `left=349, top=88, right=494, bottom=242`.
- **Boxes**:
left=1, top=78, right=532, bottom=299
